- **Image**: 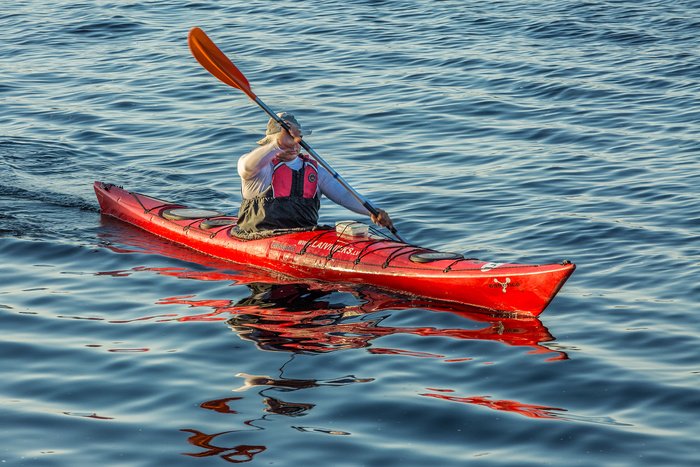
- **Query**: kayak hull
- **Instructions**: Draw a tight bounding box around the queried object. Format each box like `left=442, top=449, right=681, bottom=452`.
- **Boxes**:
left=94, top=182, right=575, bottom=316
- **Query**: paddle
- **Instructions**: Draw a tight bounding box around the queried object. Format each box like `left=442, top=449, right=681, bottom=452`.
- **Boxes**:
left=187, top=27, right=407, bottom=243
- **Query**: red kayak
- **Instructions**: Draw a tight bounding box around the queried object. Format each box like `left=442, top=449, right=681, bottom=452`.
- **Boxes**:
left=94, top=182, right=574, bottom=315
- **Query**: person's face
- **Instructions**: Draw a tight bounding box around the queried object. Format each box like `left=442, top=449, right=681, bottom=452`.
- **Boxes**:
left=276, top=122, right=302, bottom=162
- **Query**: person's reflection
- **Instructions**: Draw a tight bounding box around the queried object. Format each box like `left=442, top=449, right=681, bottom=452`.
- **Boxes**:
left=226, top=282, right=383, bottom=353
left=233, top=282, right=346, bottom=311
left=225, top=282, right=566, bottom=360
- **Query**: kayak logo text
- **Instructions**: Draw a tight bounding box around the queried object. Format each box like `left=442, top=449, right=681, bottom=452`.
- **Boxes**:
left=271, top=242, right=296, bottom=252
left=490, top=278, right=520, bottom=293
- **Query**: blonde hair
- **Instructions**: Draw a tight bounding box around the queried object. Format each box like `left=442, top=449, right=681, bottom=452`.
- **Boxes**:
left=256, top=133, right=278, bottom=146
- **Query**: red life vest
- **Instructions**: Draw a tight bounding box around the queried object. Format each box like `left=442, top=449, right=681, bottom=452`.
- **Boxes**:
left=270, top=155, right=318, bottom=199
left=237, top=155, right=321, bottom=232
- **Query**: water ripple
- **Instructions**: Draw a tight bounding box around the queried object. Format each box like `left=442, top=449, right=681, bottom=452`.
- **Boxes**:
left=2, top=0, right=700, bottom=465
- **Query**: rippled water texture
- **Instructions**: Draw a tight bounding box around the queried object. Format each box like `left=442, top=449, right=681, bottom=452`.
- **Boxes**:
left=1, top=1, right=699, bottom=465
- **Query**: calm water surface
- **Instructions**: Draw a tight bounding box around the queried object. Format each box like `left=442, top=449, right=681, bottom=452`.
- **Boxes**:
left=1, top=1, right=699, bottom=465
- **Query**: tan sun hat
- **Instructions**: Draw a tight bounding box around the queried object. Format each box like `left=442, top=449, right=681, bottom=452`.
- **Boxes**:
left=257, top=112, right=312, bottom=145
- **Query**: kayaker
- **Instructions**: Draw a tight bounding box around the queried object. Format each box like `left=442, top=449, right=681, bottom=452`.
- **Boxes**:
left=236, top=112, right=394, bottom=233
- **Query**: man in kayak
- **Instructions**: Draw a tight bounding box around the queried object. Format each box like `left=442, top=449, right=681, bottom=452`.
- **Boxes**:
left=236, top=112, right=394, bottom=233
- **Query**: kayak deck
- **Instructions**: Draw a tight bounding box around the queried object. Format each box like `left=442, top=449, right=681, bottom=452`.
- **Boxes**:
left=94, top=182, right=575, bottom=316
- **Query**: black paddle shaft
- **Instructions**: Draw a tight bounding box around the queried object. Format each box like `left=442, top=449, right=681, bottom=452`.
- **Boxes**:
left=257, top=98, right=407, bottom=243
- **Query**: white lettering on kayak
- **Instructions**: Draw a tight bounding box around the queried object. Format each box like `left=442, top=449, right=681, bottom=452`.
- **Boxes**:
left=297, top=240, right=361, bottom=257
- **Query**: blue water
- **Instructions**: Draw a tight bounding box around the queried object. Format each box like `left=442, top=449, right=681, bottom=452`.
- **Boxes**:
left=2, top=0, right=699, bottom=465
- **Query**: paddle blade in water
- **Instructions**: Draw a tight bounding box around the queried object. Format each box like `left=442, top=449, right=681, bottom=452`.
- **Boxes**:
left=188, top=27, right=257, bottom=100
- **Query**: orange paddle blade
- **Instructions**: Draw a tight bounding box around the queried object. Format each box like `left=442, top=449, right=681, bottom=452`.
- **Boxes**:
left=188, top=27, right=257, bottom=101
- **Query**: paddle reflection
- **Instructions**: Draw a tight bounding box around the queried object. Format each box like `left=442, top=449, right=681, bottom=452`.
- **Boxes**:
left=232, top=372, right=374, bottom=392
left=180, top=372, right=369, bottom=461
left=421, top=388, right=566, bottom=420
left=419, top=388, right=631, bottom=426
left=180, top=428, right=265, bottom=463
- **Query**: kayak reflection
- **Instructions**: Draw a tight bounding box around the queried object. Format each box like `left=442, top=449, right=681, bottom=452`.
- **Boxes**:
left=97, top=216, right=567, bottom=360
left=216, top=282, right=566, bottom=360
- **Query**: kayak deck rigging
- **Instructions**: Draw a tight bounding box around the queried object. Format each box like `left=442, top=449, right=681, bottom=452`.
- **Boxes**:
left=119, top=181, right=468, bottom=270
